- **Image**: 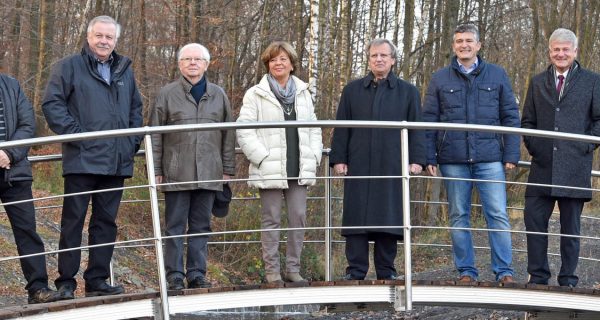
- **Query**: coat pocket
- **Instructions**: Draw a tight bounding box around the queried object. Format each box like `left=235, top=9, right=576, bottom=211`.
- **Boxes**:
left=477, top=83, right=499, bottom=106
left=440, top=86, right=463, bottom=108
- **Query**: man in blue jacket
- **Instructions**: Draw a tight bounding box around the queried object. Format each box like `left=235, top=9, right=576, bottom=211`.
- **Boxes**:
left=0, top=74, right=60, bottom=304
left=42, top=15, right=143, bottom=299
left=422, top=24, right=520, bottom=284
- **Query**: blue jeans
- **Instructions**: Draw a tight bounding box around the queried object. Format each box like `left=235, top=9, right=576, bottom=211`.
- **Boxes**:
left=439, top=162, right=513, bottom=281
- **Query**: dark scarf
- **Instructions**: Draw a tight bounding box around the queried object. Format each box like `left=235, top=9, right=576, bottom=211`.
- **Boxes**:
left=190, top=76, right=207, bottom=104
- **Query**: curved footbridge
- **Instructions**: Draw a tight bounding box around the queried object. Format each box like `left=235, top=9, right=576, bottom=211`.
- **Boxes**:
left=2, top=280, right=599, bottom=319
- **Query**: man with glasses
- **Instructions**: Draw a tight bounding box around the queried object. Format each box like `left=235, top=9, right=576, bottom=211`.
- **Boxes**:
left=149, top=43, right=235, bottom=290
left=422, top=24, right=519, bottom=284
left=522, top=28, right=600, bottom=288
left=42, top=15, right=143, bottom=299
left=330, top=38, right=425, bottom=280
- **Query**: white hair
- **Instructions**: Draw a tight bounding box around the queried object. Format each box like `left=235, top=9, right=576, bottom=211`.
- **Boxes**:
left=87, top=15, right=121, bottom=39
left=549, top=28, right=578, bottom=49
left=177, top=43, right=211, bottom=62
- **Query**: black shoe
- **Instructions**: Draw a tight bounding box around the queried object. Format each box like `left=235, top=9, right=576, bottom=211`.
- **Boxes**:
left=188, top=276, right=211, bottom=289
left=85, top=282, right=125, bottom=297
left=342, top=274, right=364, bottom=280
left=168, top=278, right=185, bottom=290
left=378, top=274, right=402, bottom=280
left=28, top=287, right=61, bottom=304
left=58, top=284, right=75, bottom=300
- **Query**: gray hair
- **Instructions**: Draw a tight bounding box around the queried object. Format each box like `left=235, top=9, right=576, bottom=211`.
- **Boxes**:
left=454, top=24, right=480, bottom=42
left=367, top=39, right=397, bottom=60
left=177, top=43, right=211, bottom=63
left=87, top=16, right=121, bottom=39
left=549, top=28, right=578, bottom=49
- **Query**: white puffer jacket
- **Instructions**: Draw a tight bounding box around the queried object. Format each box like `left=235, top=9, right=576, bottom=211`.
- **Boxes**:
left=237, top=74, right=323, bottom=189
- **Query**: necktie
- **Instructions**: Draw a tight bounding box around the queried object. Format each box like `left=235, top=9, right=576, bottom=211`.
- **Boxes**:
left=556, top=74, right=565, bottom=94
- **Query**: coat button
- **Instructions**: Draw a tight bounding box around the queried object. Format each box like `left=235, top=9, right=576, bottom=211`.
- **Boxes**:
left=450, top=89, right=454, bottom=92
left=554, top=127, right=559, bottom=131
left=488, top=87, right=491, bottom=91
left=556, top=108, right=560, bottom=111
left=553, top=147, right=558, bottom=151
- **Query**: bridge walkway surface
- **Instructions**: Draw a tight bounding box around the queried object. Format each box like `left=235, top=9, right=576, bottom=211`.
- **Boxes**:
left=0, top=280, right=599, bottom=319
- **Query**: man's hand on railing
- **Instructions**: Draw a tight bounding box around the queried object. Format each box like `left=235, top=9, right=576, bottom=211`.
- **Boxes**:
left=0, top=150, right=11, bottom=169
left=504, top=163, right=516, bottom=170
left=155, top=175, right=163, bottom=184
left=409, top=164, right=423, bottom=175
left=333, top=163, right=348, bottom=175
left=426, top=165, right=438, bottom=177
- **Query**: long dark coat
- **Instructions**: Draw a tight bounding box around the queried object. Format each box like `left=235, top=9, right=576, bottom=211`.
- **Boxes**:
left=330, top=72, right=426, bottom=237
left=522, top=62, right=600, bottom=200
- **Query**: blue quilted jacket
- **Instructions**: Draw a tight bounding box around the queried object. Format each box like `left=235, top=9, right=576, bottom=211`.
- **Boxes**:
left=422, top=56, right=520, bottom=165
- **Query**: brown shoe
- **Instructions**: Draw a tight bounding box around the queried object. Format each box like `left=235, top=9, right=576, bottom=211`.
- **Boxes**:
left=284, top=272, right=307, bottom=283
left=458, top=275, right=475, bottom=283
left=500, top=275, right=514, bottom=284
left=265, top=273, right=284, bottom=284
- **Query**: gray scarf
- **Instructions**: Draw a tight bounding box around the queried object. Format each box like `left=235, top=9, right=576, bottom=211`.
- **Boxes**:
left=267, top=74, right=296, bottom=106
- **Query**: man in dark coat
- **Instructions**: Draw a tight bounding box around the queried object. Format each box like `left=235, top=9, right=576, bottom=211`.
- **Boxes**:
left=330, top=38, right=426, bottom=281
left=522, top=28, right=600, bottom=287
left=42, top=15, right=143, bottom=299
left=0, top=74, right=60, bottom=303
left=422, top=24, right=520, bottom=284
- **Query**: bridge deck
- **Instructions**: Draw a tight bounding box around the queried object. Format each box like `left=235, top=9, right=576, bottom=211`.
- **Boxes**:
left=1, top=280, right=599, bottom=319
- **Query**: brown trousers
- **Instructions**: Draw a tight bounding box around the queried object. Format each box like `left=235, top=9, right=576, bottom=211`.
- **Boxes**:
left=259, top=180, right=307, bottom=274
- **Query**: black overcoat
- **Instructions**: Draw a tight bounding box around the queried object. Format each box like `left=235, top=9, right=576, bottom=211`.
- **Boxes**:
left=330, top=72, right=426, bottom=237
left=522, top=62, right=600, bottom=200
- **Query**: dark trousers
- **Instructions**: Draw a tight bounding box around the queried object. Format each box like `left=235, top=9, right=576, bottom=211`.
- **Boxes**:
left=164, top=189, right=214, bottom=282
left=55, top=174, right=124, bottom=290
left=524, top=196, right=584, bottom=287
left=345, top=233, right=398, bottom=279
left=1, top=180, right=48, bottom=293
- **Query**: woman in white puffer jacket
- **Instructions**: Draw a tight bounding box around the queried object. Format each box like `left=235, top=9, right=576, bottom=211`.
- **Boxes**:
left=237, top=41, right=322, bottom=284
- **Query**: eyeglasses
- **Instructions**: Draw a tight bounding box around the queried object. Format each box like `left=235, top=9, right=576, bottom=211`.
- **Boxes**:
left=180, top=57, right=206, bottom=63
left=369, top=53, right=392, bottom=60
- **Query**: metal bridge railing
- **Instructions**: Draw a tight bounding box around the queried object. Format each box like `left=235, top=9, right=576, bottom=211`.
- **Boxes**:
left=1, top=121, right=600, bottom=319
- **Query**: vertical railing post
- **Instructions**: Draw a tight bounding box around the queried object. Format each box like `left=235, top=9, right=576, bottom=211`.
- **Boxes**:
left=143, top=133, right=170, bottom=320
left=324, top=152, right=332, bottom=281
left=400, top=127, right=413, bottom=311
left=109, top=261, right=114, bottom=286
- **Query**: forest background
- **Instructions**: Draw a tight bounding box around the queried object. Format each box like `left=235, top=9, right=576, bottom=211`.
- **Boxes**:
left=0, top=0, right=600, bottom=300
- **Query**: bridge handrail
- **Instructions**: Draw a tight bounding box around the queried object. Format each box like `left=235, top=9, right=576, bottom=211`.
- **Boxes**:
left=1, top=121, right=600, bottom=319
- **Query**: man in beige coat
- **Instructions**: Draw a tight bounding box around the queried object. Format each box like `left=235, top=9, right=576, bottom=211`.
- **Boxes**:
left=150, top=43, right=236, bottom=290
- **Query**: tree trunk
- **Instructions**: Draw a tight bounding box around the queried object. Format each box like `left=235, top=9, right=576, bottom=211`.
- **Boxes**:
left=339, top=0, right=352, bottom=89
left=441, top=0, right=459, bottom=62
left=9, top=0, right=24, bottom=78
left=255, top=0, right=271, bottom=84
left=308, top=0, right=319, bottom=101
left=402, top=0, right=414, bottom=80
left=75, top=0, right=94, bottom=50
left=33, top=0, right=50, bottom=136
